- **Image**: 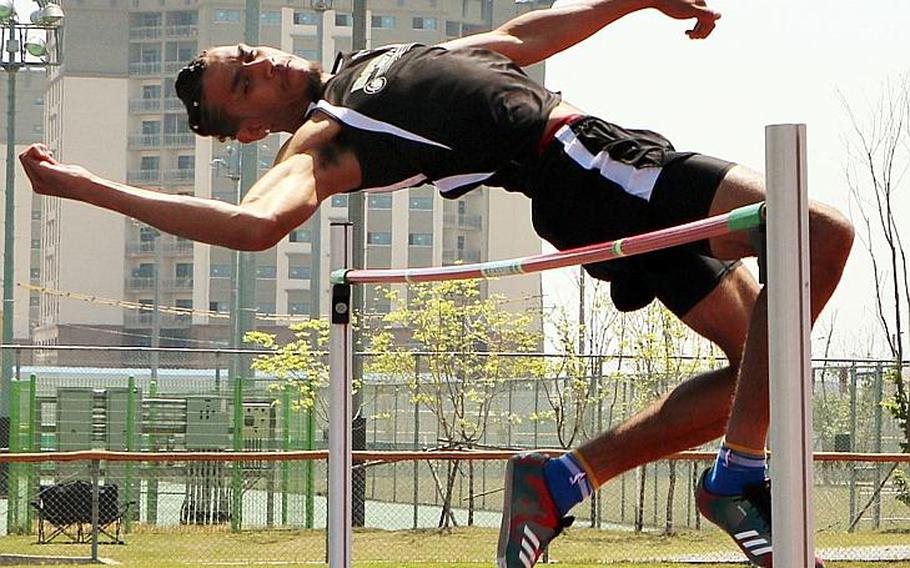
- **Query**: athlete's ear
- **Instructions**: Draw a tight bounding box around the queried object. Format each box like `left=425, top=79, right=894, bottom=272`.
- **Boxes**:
left=236, top=121, right=269, bottom=143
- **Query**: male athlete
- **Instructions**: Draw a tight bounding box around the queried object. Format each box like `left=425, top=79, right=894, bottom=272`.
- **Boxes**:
left=19, top=1, right=852, bottom=566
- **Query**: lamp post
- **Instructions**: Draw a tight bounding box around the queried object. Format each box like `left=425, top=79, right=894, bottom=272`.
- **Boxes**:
left=1, top=0, right=63, bottom=432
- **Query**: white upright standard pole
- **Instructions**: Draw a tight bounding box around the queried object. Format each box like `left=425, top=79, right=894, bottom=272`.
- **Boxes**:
left=329, top=222, right=354, bottom=568
left=765, top=124, right=815, bottom=566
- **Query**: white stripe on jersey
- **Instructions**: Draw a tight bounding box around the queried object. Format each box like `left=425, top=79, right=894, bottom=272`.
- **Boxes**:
left=555, top=124, right=662, bottom=202
left=313, top=100, right=453, bottom=150
left=433, top=172, right=496, bottom=194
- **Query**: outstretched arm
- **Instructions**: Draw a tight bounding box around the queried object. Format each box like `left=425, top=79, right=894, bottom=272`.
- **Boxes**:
left=440, top=0, right=720, bottom=67
left=19, top=143, right=348, bottom=251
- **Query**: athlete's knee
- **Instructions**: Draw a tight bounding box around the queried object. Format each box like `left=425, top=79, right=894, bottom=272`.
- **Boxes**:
left=809, top=203, right=854, bottom=273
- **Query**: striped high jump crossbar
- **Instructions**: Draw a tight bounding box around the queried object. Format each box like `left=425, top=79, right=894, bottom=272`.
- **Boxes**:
left=327, top=124, right=812, bottom=568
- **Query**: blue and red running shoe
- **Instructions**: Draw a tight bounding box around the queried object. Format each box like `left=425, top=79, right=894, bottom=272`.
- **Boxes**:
left=497, top=452, right=574, bottom=568
left=696, top=468, right=825, bottom=567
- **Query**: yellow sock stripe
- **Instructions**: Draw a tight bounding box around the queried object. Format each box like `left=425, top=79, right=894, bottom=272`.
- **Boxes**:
left=571, top=450, right=602, bottom=489
left=722, top=437, right=767, bottom=458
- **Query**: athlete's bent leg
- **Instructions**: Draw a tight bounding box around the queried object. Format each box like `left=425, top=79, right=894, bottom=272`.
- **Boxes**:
left=572, top=263, right=758, bottom=484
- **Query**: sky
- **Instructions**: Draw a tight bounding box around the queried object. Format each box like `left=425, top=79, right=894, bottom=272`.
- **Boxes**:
left=541, top=0, right=910, bottom=357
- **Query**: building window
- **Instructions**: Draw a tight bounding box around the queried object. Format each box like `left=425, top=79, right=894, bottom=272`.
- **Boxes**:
left=288, top=265, right=311, bottom=279
left=260, top=10, right=280, bottom=25
left=368, top=194, right=393, bottom=209
left=367, top=232, right=392, bottom=245
left=293, top=48, right=319, bottom=60
left=408, top=233, right=433, bottom=247
left=409, top=196, right=433, bottom=210
left=30, top=268, right=40, bottom=280
left=141, top=121, right=161, bottom=135
left=175, top=263, right=193, bottom=278
left=289, top=229, right=311, bottom=243
left=134, top=12, right=161, bottom=27
left=29, top=296, right=40, bottom=307
left=140, top=156, right=160, bottom=172
left=33, top=95, right=44, bottom=105
left=371, top=15, right=395, bottom=28
left=214, top=9, right=241, bottom=23
left=139, top=227, right=157, bottom=242
left=31, top=210, right=41, bottom=220
left=210, top=264, right=231, bottom=277
left=175, top=299, right=193, bottom=310
left=167, top=11, right=197, bottom=26
left=177, top=155, right=195, bottom=170
left=209, top=301, right=225, bottom=312
left=256, top=265, right=277, bottom=278
left=331, top=194, right=348, bottom=207
left=135, top=263, right=155, bottom=278
left=445, top=21, right=461, bottom=37
left=293, top=11, right=319, bottom=25
left=288, top=302, right=310, bottom=315
left=30, top=238, right=40, bottom=249
left=142, top=84, right=161, bottom=99
left=335, top=13, right=352, bottom=26
left=412, top=16, right=437, bottom=30
left=257, top=302, right=276, bottom=315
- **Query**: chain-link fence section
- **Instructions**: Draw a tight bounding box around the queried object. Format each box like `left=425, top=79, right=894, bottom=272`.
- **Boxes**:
left=1, top=345, right=909, bottom=565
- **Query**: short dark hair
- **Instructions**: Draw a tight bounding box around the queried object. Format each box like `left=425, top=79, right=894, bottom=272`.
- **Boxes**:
left=175, top=55, right=238, bottom=139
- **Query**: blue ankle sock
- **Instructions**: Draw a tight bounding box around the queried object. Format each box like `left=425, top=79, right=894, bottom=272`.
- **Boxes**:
left=543, top=452, right=593, bottom=517
left=704, top=444, right=767, bottom=496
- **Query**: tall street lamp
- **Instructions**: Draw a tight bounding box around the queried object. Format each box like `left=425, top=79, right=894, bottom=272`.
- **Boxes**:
left=1, top=0, right=63, bottom=429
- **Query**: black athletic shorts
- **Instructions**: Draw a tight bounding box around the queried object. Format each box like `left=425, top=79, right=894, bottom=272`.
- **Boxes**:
left=526, top=116, right=738, bottom=317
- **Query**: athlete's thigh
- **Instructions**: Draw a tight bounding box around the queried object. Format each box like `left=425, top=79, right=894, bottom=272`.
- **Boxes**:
left=676, top=262, right=760, bottom=364
left=705, top=165, right=766, bottom=260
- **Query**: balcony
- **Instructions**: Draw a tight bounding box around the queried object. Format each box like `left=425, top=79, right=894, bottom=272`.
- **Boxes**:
left=124, top=312, right=192, bottom=328
left=125, top=277, right=155, bottom=291
left=129, top=61, right=162, bottom=76
left=443, top=213, right=483, bottom=230
left=162, top=277, right=194, bottom=291
left=164, top=61, right=188, bottom=74
left=164, top=97, right=184, bottom=111
left=163, top=133, right=195, bottom=147
left=163, top=169, right=195, bottom=185
left=129, top=26, right=162, bottom=40
left=164, top=24, right=198, bottom=38
left=129, top=98, right=162, bottom=113
left=128, top=134, right=161, bottom=149
left=126, top=240, right=194, bottom=256
left=442, top=249, right=481, bottom=264
left=126, top=169, right=161, bottom=185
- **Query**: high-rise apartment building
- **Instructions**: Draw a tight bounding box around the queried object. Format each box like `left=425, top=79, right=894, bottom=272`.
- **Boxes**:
left=0, top=69, right=50, bottom=344
left=35, top=0, right=549, bottom=358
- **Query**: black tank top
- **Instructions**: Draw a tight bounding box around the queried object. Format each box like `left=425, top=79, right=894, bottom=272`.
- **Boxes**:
left=308, top=43, right=561, bottom=198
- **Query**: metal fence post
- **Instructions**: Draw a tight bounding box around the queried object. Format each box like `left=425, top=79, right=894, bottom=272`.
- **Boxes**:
left=392, top=384, right=399, bottom=502
left=282, top=385, right=291, bottom=526
left=26, top=373, right=37, bottom=530
left=7, top=379, right=19, bottom=534
left=873, top=363, right=884, bottom=529
left=848, top=365, right=858, bottom=530
left=231, top=375, right=244, bottom=532
left=125, top=375, right=137, bottom=532
left=147, top=378, right=159, bottom=525
left=413, top=355, right=420, bottom=530
left=91, top=458, right=101, bottom=563
left=305, top=403, right=315, bottom=529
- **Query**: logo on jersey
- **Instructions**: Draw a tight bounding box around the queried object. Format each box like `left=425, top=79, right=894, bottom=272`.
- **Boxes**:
left=363, top=76, right=387, bottom=94
left=350, top=43, right=416, bottom=95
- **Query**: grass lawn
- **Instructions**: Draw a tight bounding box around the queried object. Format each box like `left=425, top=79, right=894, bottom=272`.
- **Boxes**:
left=1, top=526, right=909, bottom=566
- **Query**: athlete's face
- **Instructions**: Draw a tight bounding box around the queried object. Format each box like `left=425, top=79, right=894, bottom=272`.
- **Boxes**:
left=202, top=44, right=320, bottom=142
